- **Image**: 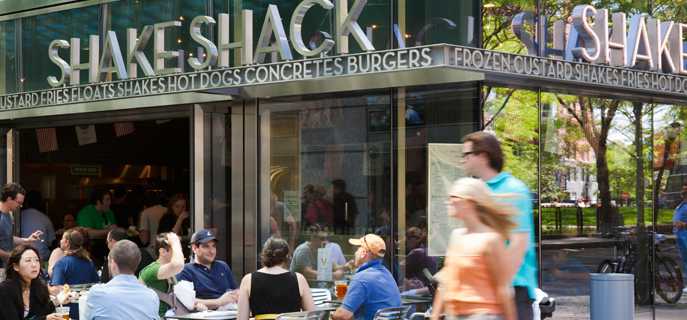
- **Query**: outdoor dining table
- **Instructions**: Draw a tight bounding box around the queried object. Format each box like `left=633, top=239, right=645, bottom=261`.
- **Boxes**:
left=165, top=310, right=238, bottom=320
left=164, top=303, right=341, bottom=320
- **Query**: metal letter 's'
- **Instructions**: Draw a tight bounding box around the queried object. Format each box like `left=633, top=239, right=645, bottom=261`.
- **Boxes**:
left=47, top=40, right=72, bottom=87
left=290, top=0, right=335, bottom=57
left=255, top=4, right=293, bottom=63
left=188, top=16, right=219, bottom=70
left=571, top=5, right=601, bottom=62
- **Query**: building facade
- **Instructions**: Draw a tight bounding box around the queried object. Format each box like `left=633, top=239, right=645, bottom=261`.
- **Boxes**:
left=2, top=0, right=687, bottom=318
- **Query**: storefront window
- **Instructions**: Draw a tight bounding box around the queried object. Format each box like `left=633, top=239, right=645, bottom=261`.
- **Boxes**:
left=399, top=83, right=481, bottom=289
left=652, top=103, right=687, bottom=315
left=259, top=90, right=393, bottom=281
left=0, top=21, right=17, bottom=94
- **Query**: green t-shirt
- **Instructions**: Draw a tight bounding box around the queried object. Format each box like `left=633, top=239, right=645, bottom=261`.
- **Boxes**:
left=139, top=261, right=171, bottom=316
left=76, top=204, right=116, bottom=229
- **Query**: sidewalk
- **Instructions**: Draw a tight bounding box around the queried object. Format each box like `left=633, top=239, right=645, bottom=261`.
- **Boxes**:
left=551, top=295, right=687, bottom=319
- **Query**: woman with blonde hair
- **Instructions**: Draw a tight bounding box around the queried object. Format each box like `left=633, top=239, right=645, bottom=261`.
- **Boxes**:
left=431, top=177, right=517, bottom=320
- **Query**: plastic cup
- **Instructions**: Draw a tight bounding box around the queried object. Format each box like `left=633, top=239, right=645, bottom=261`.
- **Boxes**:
left=55, top=306, right=70, bottom=320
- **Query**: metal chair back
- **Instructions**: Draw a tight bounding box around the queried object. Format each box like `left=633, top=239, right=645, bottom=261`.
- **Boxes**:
left=373, top=306, right=411, bottom=320
left=310, top=288, right=332, bottom=306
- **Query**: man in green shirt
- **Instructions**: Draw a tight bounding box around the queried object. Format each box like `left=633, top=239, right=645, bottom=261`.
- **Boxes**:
left=77, top=189, right=116, bottom=239
left=139, top=232, right=187, bottom=317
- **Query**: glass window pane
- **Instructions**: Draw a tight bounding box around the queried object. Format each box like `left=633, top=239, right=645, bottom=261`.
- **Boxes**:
left=109, top=0, right=207, bottom=76
left=0, top=21, right=17, bottom=94
left=21, top=5, right=100, bottom=91
left=403, top=0, right=479, bottom=47
left=259, top=90, right=392, bottom=281
left=400, top=83, right=481, bottom=292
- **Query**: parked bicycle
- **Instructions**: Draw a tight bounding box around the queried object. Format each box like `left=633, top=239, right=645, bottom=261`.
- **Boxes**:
left=597, top=227, right=683, bottom=304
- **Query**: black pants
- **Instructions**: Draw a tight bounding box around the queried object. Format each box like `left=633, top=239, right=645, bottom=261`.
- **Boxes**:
left=514, top=286, right=533, bottom=320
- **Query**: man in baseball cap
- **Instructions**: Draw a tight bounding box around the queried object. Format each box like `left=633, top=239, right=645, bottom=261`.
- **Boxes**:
left=332, top=234, right=401, bottom=320
left=177, top=229, right=238, bottom=310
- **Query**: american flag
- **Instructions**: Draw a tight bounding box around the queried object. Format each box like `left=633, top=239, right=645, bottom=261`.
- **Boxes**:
left=114, top=122, right=135, bottom=137
left=35, top=128, right=58, bottom=153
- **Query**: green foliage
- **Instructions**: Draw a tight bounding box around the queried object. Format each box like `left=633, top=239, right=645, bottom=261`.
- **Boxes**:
left=540, top=207, right=674, bottom=233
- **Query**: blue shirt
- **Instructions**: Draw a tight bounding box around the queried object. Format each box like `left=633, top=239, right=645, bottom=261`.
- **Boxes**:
left=673, top=202, right=687, bottom=233
left=342, top=259, right=401, bottom=320
left=177, top=260, right=237, bottom=299
left=486, top=172, right=538, bottom=299
left=0, top=212, right=12, bottom=268
left=85, top=274, right=159, bottom=320
left=50, top=255, right=100, bottom=286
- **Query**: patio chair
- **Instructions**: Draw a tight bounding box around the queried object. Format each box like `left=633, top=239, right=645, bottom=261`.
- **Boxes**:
left=310, top=288, right=332, bottom=305
left=275, top=310, right=329, bottom=320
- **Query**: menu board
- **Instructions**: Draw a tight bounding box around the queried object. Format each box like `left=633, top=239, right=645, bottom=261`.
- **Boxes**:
left=427, top=143, right=465, bottom=256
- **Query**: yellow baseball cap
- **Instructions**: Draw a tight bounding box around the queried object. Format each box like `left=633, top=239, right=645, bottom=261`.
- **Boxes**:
left=349, top=234, right=386, bottom=258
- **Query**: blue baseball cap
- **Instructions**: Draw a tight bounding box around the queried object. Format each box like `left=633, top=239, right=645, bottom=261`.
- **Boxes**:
left=191, top=229, right=217, bottom=244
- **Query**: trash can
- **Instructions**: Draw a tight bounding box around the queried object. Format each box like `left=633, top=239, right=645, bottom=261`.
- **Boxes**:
left=590, top=273, right=634, bottom=320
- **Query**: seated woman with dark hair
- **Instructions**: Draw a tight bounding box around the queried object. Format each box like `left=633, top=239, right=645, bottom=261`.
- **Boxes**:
left=49, top=228, right=99, bottom=319
left=0, top=245, right=62, bottom=320
left=238, top=237, right=315, bottom=320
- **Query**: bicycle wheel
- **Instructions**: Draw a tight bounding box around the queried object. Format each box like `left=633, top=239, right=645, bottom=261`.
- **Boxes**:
left=597, top=260, right=616, bottom=273
left=655, top=256, right=684, bottom=304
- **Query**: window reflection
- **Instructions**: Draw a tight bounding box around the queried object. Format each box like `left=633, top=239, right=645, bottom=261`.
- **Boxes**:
left=260, top=90, right=392, bottom=283
left=0, top=21, right=17, bottom=94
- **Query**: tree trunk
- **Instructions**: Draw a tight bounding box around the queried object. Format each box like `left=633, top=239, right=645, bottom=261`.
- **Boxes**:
left=634, top=102, right=645, bottom=227
left=596, top=139, right=615, bottom=234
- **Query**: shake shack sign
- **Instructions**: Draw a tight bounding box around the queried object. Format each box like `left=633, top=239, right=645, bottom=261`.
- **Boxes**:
left=512, top=4, right=687, bottom=73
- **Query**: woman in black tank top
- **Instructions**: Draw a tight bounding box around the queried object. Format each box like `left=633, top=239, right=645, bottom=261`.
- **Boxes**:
left=238, top=237, right=316, bottom=320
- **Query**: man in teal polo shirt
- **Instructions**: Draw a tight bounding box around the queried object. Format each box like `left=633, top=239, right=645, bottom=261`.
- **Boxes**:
left=461, top=131, right=537, bottom=320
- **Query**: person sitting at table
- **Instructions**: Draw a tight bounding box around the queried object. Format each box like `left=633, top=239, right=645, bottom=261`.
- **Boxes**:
left=49, top=228, right=100, bottom=320
left=177, top=229, right=238, bottom=310
left=290, top=224, right=345, bottom=282
left=140, top=232, right=194, bottom=317
left=85, top=240, right=159, bottom=320
left=238, top=237, right=315, bottom=320
left=0, top=245, right=62, bottom=320
left=332, top=234, right=401, bottom=320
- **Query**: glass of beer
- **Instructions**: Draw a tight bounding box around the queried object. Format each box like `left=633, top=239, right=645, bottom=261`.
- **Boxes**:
left=335, top=280, right=348, bottom=300
left=55, top=306, right=70, bottom=320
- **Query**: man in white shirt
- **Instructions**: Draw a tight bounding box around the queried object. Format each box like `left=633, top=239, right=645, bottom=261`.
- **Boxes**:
left=86, top=240, right=159, bottom=320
